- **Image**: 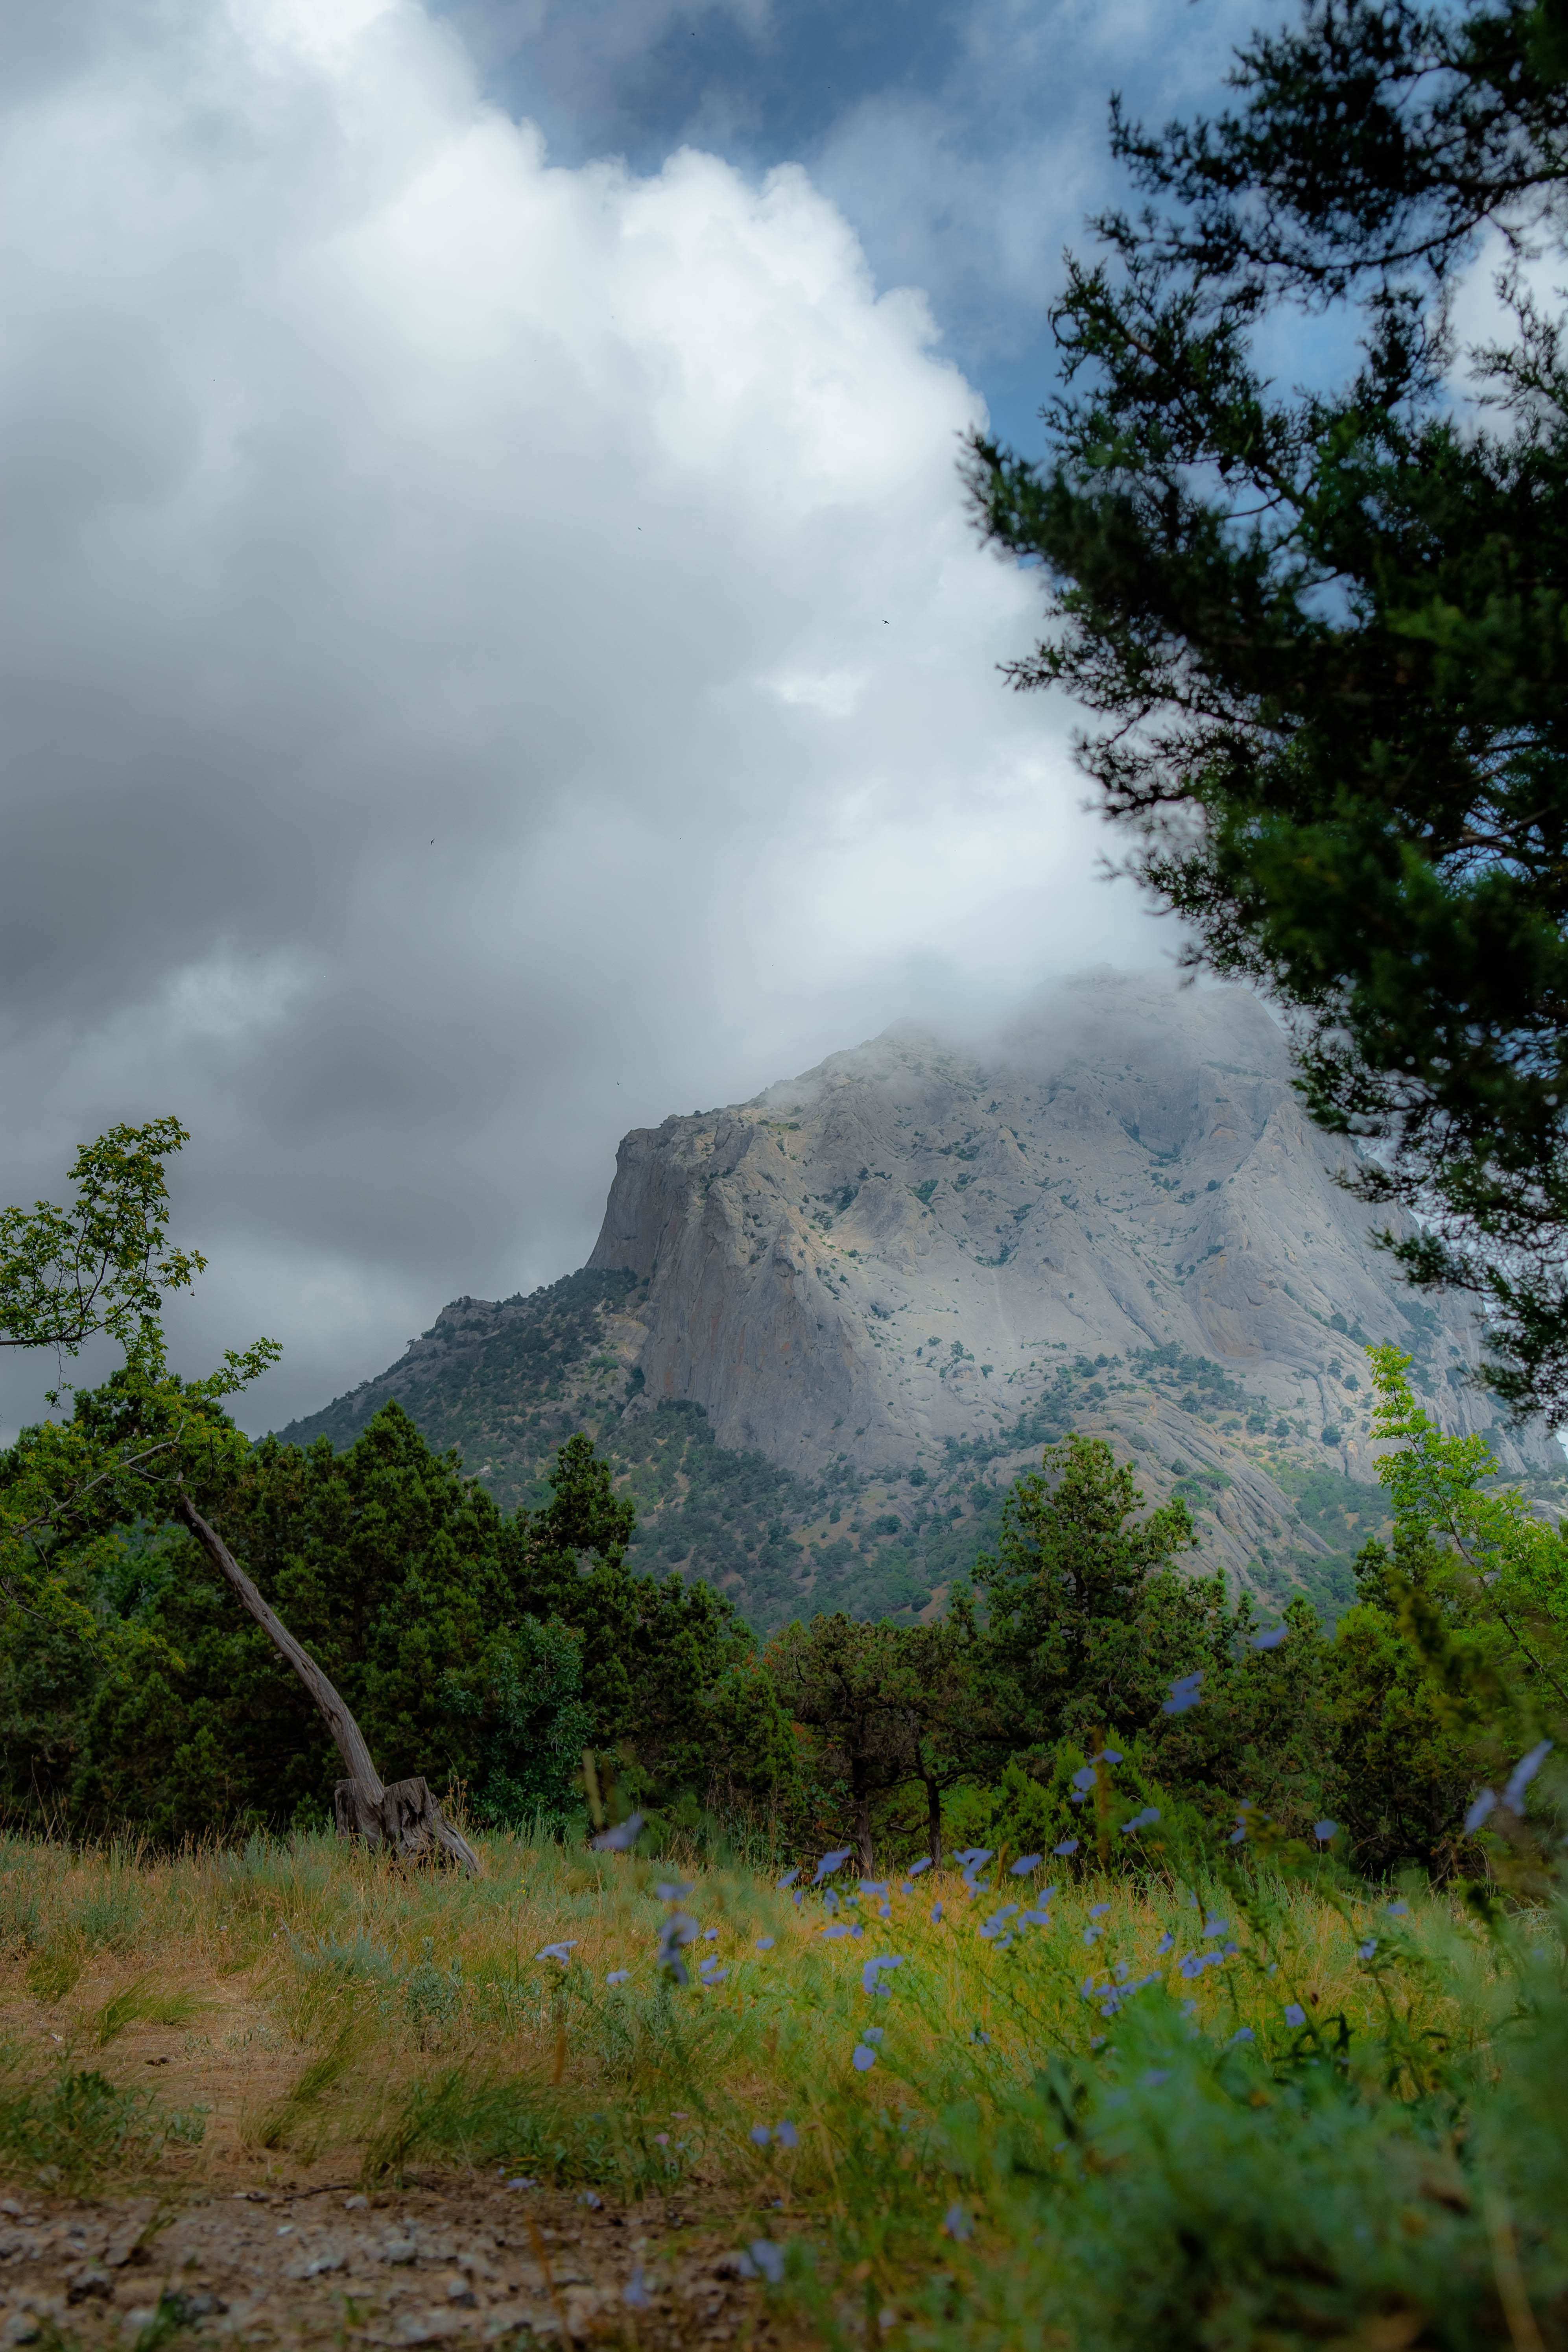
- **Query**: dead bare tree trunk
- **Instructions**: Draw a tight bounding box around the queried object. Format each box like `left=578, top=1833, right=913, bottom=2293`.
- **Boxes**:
left=174, top=1492, right=480, bottom=1875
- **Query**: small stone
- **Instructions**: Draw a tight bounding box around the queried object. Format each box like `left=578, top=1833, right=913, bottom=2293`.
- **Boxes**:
left=381, top=2236, right=418, bottom=2265
left=344, top=2194, right=369, bottom=2211
left=65, top=2267, right=112, bottom=2304
left=445, top=2278, right=478, bottom=2307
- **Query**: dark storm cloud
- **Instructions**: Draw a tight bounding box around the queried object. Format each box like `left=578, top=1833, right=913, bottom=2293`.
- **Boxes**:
left=0, top=0, right=1163, bottom=1441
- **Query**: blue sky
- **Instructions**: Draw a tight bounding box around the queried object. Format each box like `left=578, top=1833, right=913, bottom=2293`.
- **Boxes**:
left=432, top=0, right=1259, bottom=450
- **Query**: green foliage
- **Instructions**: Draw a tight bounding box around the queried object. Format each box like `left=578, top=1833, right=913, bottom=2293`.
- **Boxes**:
left=970, top=0, right=1568, bottom=1420
left=975, top=1434, right=1201, bottom=1744
left=0, top=1399, right=793, bottom=1844
left=0, top=1119, right=207, bottom=1373
left=440, top=1617, right=594, bottom=1834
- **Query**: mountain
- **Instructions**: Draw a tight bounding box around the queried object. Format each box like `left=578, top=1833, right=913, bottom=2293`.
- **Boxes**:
left=282, top=968, right=1564, bottom=1631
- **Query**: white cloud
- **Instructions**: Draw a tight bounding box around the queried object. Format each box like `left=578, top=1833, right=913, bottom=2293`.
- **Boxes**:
left=0, top=0, right=1159, bottom=1439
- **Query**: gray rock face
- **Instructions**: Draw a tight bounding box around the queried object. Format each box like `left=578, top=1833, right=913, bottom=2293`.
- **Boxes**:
left=589, top=967, right=1543, bottom=1483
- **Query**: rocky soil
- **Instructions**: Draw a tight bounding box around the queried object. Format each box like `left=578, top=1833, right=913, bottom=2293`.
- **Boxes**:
left=0, top=2178, right=793, bottom=2347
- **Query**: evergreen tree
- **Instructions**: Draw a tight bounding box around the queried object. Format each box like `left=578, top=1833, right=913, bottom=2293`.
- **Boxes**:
left=971, top=0, right=1568, bottom=1419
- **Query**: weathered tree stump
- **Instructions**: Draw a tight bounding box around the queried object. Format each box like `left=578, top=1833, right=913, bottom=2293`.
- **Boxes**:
left=175, top=1491, right=481, bottom=1876
left=333, top=1774, right=480, bottom=1872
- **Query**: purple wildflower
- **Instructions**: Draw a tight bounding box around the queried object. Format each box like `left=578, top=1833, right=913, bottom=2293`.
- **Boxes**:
left=819, top=1923, right=851, bottom=1940
left=1252, top=1625, right=1288, bottom=1649
left=775, top=1868, right=801, bottom=1891
left=1284, top=2002, right=1306, bottom=2028
left=755, top=1935, right=775, bottom=1951
left=1202, top=1917, right=1227, bottom=1938
left=859, top=1880, right=888, bottom=1896
left=1052, top=1838, right=1079, bottom=1857
left=1011, top=1854, right=1042, bottom=1875
left=1230, top=2026, right=1254, bottom=2044
left=851, top=2044, right=876, bottom=2072
left=1314, top=1820, right=1338, bottom=1842
left=624, top=2267, right=653, bottom=2310
left=749, top=2241, right=786, bottom=2286
left=776, top=2120, right=799, bottom=2148
left=591, top=1812, right=645, bottom=1852
left=1088, top=1902, right=1110, bottom=1917
left=536, top=1942, right=577, bottom=1965
left=1163, top=1671, right=1204, bottom=1715
left=1358, top=1939, right=1376, bottom=1960
left=863, top=2025, right=885, bottom=2043
left=908, top=1857, right=932, bottom=1876
left=1101, top=1749, right=1124, bottom=1764
left=1465, top=1788, right=1498, bottom=1832
left=943, top=2204, right=972, bottom=2243
left=931, top=1902, right=944, bottom=1922
left=1387, top=1900, right=1410, bottom=1917
left=812, top=1847, right=854, bottom=1886
left=1070, top=1767, right=1098, bottom=1793
left=1154, top=1931, right=1173, bottom=1954
left=1019, top=1908, right=1052, bottom=1927
left=655, top=1882, right=694, bottom=1902
left=606, top=1968, right=630, bottom=1986
left=1503, top=1740, right=1554, bottom=1815
left=862, top=1954, right=904, bottom=1994
left=749, top=2123, right=772, bottom=2147
left=1142, top=2068, right=1171, bottom=2087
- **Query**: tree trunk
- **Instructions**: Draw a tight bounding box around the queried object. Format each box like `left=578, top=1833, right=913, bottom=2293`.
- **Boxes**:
left=851, top=1761, right=874, bottom=1877
left=922, top=1768, right=943, bottom=1872
left=174, top=1492, right=480, bottom=1875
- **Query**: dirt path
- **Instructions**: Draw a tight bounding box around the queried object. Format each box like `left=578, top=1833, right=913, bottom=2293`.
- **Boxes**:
left=0, top=2177, right=807, bottom=2347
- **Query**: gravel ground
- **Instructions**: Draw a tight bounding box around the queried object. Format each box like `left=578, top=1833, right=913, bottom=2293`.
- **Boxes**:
left=0, top=2179, right=801, bottom=2347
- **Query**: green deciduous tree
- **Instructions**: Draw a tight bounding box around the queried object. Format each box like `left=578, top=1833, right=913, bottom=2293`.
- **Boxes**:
left=970, top=0, right=1568, bottom=1421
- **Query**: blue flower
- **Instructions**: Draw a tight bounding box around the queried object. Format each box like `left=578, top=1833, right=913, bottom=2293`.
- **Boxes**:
left=1229, top=2026, right=1254, bottom=2044
left=1252, top=1625, right=1288, bottom=1649
left=1358, top=1939, right=1376, bottom=1960
left=1011, top=1854, right=1042, bottom=1875
left=1163, top=1671, right=1204, bottom=1715
left=1178, top=1953, right=1204, bottom=1979
left=1142, top=2068, right=1171, bottom=2087
left=775, top=2120, right=799, bottom=2148
left=908, top=1857, right=933, bottom=1876
left=819, top=1924, right=851, bottom=1940
left=606, top=1968, right=631, bottom=1986
left=749, top=2123, right=772, bottom=2146
left=931, top=1902, right=944, bottom=1922
left=1465, top=1788, right=1498, bottom=1832
left=1503, top=1739, right=1554, bottom=1814
left=702, top=1924, right=720, bottom=1940
left=624, top=2267, right=653, bottom=2310
left=1314, top=1820, right=1338, bottom=1842
left=1284, top=2002, right=1306, bottom=2028
left=1202, top=1918, right=1227, bottom=1939
left=943, top=2204, right=972, bottom=2243
left=536, top=1942, right=577, bottom=1964
left=1070, top=1767, right=1098, bottom=1793
left=655, top=1882, right=694, bottom=1902
left=1387, top=1900, right=1410, bottom=1917
left=775, top=1869, right=801, bottom=1891
left=1019, top=1907, right=1052, bottom=1927
left=863, top=2026, right=885, bottom=2042
left=1083, top=1925, right=1101, bottom=1946
left=851, top=2044, right=876, bottom=2072
left=1088, top=1902, right=1110, bottom=1917
left=859, top=1880, right=889, bottom=1896
left=591, top=1812, right=646, bottom=1852
left=812, top=1847, right=854, bottom=1886
left=1101, top=1748, right=1124, bottom=1764
left=862, top=1954, right=904, bottom=1994
left=755, top=1935, right=775, bottom=1952
left=1154, top=1931, right=1173, bottom=1955
left=1052, top=1838, right=1079, bottom=1857
left=749, top=2241, right=786, bottom=2286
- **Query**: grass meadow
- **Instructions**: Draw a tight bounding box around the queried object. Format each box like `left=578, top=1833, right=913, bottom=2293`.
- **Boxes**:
left=0, top=1829, right=1563, bottom=2348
